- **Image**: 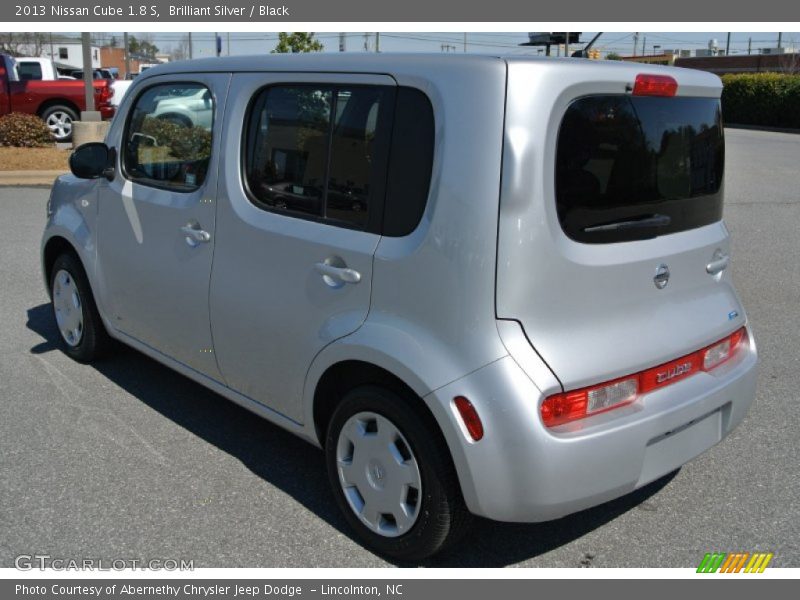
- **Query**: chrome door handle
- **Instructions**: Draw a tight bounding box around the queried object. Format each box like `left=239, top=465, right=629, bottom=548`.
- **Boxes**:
left=706, top=253, right=729, bottom=275
left=181, top=224, right=211, bottom=247
left=314, top=262, right=361, bottom=285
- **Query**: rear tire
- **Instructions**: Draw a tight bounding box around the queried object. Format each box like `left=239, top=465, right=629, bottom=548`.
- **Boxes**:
left=50, top=253, right=112, bottom=363
left=41, top=105, right=78, bottom=142
left=325, top=385, right=472, bottom=561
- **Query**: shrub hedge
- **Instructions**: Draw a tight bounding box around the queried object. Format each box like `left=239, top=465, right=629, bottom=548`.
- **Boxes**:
left=0, top=113, right=54, bottom=147
left=721, top=73, right=800, bottom=129
left=140, top=116, right=212, bottom=161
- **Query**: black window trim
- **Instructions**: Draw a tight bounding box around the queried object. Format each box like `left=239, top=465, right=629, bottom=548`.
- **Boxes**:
left=119, top=80, right=215, bottom=194
left=241, top=82, right=397, bottom=235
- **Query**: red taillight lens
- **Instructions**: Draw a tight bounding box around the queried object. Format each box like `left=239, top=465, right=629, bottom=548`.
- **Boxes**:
left=453, top=396, right=484, bottom=441
left=542, top=376, right=638, bottom=428
left=95, top=84, right=113, bottom=105
left=633, top=74, right=678, bottom=97
left=542, top=327, right=747, bottom=428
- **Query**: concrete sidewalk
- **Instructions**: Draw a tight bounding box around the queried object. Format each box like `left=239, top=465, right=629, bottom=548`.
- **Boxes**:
left=0, top=170, right=66, bottom=187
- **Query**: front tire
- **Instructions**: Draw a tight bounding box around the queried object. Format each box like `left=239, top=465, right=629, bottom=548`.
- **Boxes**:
left=50, top=253, right=111, bottom=363
left=325, top=385, right=471, bottom=561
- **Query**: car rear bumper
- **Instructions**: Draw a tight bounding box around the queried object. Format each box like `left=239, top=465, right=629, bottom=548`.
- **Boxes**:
left=425, top=330, right=757, bottom=522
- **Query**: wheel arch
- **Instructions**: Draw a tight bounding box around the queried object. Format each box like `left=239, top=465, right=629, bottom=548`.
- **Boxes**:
left=42, top=235, right=81, bottom=299
left=312, top=360, right=435, bottom=448
left=37, top=99, right=80, bottom=119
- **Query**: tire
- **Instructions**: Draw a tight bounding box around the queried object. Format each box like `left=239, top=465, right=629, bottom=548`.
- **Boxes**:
left=41, top=104, right=78, bottom=142
left=50, top=252, right=112, bottom=363
left=325, top=385, right=472, bottom=561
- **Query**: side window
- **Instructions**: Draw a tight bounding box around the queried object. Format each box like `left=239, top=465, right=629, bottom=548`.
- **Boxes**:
left=17, top=61, right=43, bottom=80
left=122, top=83, right=214, bottom=191
left=383, top=88, right=435, bottom=237
left=244, top=84, right=393, bottom=230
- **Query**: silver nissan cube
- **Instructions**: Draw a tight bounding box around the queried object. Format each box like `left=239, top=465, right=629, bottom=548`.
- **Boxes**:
left=42, top=54, right=758, bottom=560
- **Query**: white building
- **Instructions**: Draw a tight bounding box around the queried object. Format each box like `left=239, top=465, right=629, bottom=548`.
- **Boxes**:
left=26, top=42, right=101, bottom=71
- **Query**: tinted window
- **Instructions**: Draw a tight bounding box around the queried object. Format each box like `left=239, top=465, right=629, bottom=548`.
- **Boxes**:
left=122, top=83, right=214, bottom=191
left=556, top=96, right=724, bottom=244
left=245, top=84, right=393, bottom=230
left=383, top=88, right=435, bottom=237
left=17, top=62, right=42, bottom=80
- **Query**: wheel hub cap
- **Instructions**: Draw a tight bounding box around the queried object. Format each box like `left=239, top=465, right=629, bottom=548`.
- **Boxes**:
left=53, top=269, right=83, bottom=347
left=336, top=411, right=422, bottom=537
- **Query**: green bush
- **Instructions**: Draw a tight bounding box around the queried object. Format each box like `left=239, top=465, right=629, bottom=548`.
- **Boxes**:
left=0, top=113, right=54, bottom=147
left=721, top=73, right=800, bottom=129
left=140, top=116, right=212, bottom=161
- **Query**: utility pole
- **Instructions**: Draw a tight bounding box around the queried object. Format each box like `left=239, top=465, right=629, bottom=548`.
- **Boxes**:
left=642, top=34, right=647, bottom=56
left=748, top=37, right=752, bottom=55
left=363, top=33, right=369, bottom=52
left=339, top=32, right=346, bottom=52
left=375, top=32, right=380, bottom=53
left=726, top=32, right=731, bottom=56
left=777, top=32, right=782, bottom=49
left=123, top=32, right=130, bottom=79
left=464, top=33, right=467, bottom=52
left=49, top=32, right=55, bottom=64
left=188, top=32, right=193, bottom=59
left=81, top=32, right=95, bottom=113
left=565, top=32, right=570, bottom=57
left=633, top=32, right=639, bottom=56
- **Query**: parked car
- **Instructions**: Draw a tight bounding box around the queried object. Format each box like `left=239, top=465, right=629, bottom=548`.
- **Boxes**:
left=1, top=54, right=115, bottom=141
left=42, top=55, right=757, bottom=560
left=110, top=79, right=132, bottom=108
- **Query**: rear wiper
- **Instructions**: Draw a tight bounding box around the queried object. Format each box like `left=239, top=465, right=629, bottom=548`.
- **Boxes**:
left=583, top=214, right=671, bottom=233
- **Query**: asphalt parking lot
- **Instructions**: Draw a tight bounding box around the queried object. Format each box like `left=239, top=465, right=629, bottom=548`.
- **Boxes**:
left=0, top=128, right=798, bottom=568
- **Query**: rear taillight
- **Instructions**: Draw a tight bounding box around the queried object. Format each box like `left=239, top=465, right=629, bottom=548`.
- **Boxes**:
left=541, top=327, right=746, bottom=428
left=633, top=74, right=678, bottom=97
left=95, top=85, right=114, bottom=105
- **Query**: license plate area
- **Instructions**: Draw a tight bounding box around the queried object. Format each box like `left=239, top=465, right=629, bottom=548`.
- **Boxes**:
left=637, top=408, right=723, bottom=487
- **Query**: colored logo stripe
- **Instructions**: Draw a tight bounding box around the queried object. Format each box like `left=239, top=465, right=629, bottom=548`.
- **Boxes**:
left=697, top=552, right=773, bottom=573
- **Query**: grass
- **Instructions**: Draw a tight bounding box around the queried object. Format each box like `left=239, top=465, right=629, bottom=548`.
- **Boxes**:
left=0, top=146, right=70, bottom=171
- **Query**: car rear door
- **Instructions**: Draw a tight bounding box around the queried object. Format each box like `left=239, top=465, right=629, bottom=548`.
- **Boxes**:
left=497, top=60, right=747, bottom=391
left=209, top=73, right=396, bottom=422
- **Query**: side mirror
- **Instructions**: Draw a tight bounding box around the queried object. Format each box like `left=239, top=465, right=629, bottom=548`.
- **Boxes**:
left=69, top=142, right=116, bottom=181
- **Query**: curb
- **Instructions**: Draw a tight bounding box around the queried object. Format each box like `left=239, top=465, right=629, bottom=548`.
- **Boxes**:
left=0, top=171, right=66, bottom=187
left=726, top=124, right=800, bottom=135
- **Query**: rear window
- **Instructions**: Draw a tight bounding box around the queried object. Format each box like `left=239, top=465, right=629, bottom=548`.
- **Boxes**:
left=556, top=96, right=724, bottom=244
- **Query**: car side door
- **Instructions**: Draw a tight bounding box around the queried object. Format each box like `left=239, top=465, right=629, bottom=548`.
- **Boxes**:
left=96, top=73, right=231, bottom=379
left=209, top=73, right=396, bottom=422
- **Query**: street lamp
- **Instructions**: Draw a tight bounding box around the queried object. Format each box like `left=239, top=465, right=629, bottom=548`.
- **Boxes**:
left=653, top=44, right=661, bottom=55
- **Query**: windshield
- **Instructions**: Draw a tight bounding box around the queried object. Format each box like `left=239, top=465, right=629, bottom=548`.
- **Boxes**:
left=556, top=95, right=724, bottom=243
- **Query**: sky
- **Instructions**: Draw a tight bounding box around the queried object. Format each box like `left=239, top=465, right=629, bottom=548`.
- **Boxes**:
left=90, top=31, right=797, bottom=59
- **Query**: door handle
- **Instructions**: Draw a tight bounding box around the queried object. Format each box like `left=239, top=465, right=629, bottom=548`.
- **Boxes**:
left=706, top=253, right=729, bottom=275
left=314, top=262, right=361, bottom=285
left=181, top=223, right=211, bottom=247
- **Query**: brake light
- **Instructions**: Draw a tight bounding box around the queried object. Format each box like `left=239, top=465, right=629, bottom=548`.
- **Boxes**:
left=95, top=84, right=114, bottom=105
left=453, top=396, right=484, bottom=441
left=633, top=74, right=678, bottom=97
left=541, top=327, right=747, bottom=428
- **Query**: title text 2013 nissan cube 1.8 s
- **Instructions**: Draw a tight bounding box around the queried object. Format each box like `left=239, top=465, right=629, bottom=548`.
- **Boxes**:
left=42, top=54, right=757, bottom=560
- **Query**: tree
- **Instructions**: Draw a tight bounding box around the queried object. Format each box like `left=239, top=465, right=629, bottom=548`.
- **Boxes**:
left=0, top=32, right=48, bottom=57
left=128, top=34, right=159, bottom=59
left=605, top=52, right=623, bottom=61
left=271, top=32, right=324, bottom=54
left=170, top=35, right=192, bottom=61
